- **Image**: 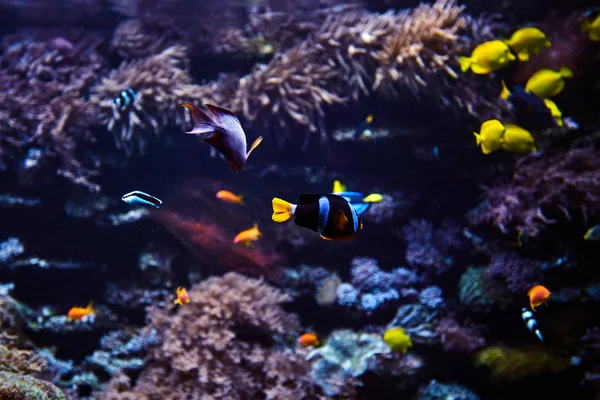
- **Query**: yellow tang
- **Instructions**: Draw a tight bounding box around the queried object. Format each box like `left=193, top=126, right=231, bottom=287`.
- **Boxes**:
left=383, top=327, right=413, bottom=353
left=473, top=119, right=505, bottom=155
left=501, top=124, right=537, bottom=153
left=503, top=27, right=551, bottom=62
left=458, top=40, right=516, bottom=74
left=525, top=67, right=573, bottom=98
left=581, top=14, right=600, bottom=42
left=543, top=98, right=563, bottom=127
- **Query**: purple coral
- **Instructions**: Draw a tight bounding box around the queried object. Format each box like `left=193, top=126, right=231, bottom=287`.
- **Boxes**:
left=418, top=286, right=445, bottom=309
left=484, top=250, right=541, bottom=294
left=436, top=316, right=486, bottom=353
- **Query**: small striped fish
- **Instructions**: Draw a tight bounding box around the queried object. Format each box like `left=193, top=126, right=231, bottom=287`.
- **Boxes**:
left=121, top=191, right=162, bottom=208
left=521, top=307, right=543, bottom=342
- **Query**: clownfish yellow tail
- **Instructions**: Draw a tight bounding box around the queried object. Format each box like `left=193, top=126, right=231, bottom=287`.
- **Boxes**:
left=272, top=198, right=293, bottom=222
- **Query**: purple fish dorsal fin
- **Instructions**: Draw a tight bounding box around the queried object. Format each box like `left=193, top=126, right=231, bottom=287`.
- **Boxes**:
left=205, top=104, right=240, bottom=123
left=181, top=103, right=216, bottom=135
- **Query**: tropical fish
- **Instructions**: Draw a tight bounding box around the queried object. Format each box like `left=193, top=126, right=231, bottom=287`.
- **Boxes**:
left=584, top=225, right=600, bottom=240
left=473, top=119, right=505, bottom=154
left=383, top=327, right=413, bottom=353
left=458, top=40, right=516, bottom=74
left=271, top=194, right=363, bottom=241
left=353, top=114, right=374, bottom=139
left=121, top=191, right=162, bottom=208
left=181, top=103, right=263, bottom=172
left=298, top=332, right=320, bottom=347
left=68, top=302, right=95, bottom=321
left=173, top=287, right=190, bottom=306
left=501, top=123, right=537, bottom=153
left=581, top=13, right=600, bottom=41
left=503, top=27, right=551, bottom=62
left=500, top=81, right=558, bottom=130
left=331, top=180, right=382, bottom=215
left=233, top=223, right=261, bottom=246
left=216, top=190, right=244, bottom=205
left=521, top=307, right=544, bottom=341
left=113, top=89, right=137, bottom=109
left=528, top=285, right=551, bottom=311
left=524, top=67, right=573, bottom=98
left=543, top=98, right=563, bottom=127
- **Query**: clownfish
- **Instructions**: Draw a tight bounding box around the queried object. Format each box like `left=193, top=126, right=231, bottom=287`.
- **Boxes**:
left=521, top=307, right=544, bottom=341
left=298, top=332, right=320, bottom=347
left=233, top=223, right=261, bottom=246
left=216, top=190, right=244, bottom=205
left=173, top=286, right=190, bottom=306
left=67, top=302, right=95, bottom=321
left=528, top=285, right=551, bottom=312
left=271, top=194, right=363, bottom=241
left=181, top=103, right=263, bottom=172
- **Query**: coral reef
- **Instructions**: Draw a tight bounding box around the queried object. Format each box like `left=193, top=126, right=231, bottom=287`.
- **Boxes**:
left=0, top=32, right=105, bottom=191
left=0, top=371, right=65, bottom=400
left=471, top=148, right=600, bottom=237
left=475, top=346, right=570, bottom=380
left=97, top=272, right=319, bottom=399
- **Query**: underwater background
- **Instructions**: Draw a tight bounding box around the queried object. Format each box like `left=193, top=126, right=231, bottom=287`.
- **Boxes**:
left=1, top=0, right=600, bottom=398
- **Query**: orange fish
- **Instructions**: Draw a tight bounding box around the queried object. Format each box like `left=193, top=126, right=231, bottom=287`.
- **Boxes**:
left=528, top=285, right=551, bottom=311
left=216, top=190, right=244, bottom=205
left=67, top=302, right=95, bottom=321
left=233, top=223, right=261, bottom=246
left=173, top=286, right=190, bottom=306
left=298, top=332, right=319, bottom=347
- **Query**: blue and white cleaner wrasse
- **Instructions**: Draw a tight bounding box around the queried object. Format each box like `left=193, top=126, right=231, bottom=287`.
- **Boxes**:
left=113, top=89, right=137, bottom=109
left=121, top=191, right=162, bottom=208
left=271, top=194, right=363, bottom=241
left=521, top=307, right=543, bottom=342
left=181, top=103, right=263, bottom=172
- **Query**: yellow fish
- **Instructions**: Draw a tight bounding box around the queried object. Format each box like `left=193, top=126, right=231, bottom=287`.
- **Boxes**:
left=525, top=67, right=573, bottom=98
left=458, top=40, right=516, bottom=74
left=503, top=27, right=551, bottom=62
left=473, top=119, right=505, bottom=154
left=543, top=98, right=563, bottom=127
left=584, top=225, right=600, bottom=240
left=233, top=223, right=261, bottom=246
left=333, top=180, right=346, bottom=194
left=581, top=14, right=600, bottom=42
left=383, top=327, right=413, bottom=353
left=501, top=124, right=537, bottom=153
left=216, top=190, right=244, bottom=205
left=363, top=194, right=383, bottom=203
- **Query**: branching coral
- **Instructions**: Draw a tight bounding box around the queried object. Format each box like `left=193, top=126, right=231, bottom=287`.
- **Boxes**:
left=0, top=33, right=105, bottom=191
left=97, top=272, right=322, bottom=399
left=190, top=0, right=507, bottom=145
left=471, top=148, right=600, bottom=237
left=93, top=45, right=193, bottom=154
left=484, top=250, right=541, bottom=294
left=0, top=333, right=46, bottom=375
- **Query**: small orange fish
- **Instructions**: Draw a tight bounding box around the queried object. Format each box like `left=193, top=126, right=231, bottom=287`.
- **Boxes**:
left=298, top=332, right=319, bottom=347
left=528, top=285, right=551, bottom=311
left=174, top=287, right=190, bottom=306
left=216, top=190, right=244, bottom=205
left=67, top=302, right=95, bottom=321
left=233, top=223, right=261, bottom=246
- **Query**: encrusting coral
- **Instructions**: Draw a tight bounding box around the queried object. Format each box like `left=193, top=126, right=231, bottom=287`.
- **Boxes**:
left=97, top=272, right=324, bottom=399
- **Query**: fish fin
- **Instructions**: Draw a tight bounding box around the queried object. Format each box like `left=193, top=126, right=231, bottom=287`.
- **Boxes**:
left=272, top=198, right=293, bottom=222
left=181, top=103, right=217, bottom=136
left=319, top=235, right=335, bottom=241
left=86, top=302, right=94, bottom=312
left=470, top=63, right=491, bottom=74
left=473, top=132, right=481, bottom=146
left=581, top=18, right=591, bottom=32
left=205, top=104, right=240, bottom=122
left=246, top=136, right=263, bottom=160
left=517, top=51, right=530, bottom=62
left=333, top=180, right=346, bottom=193
left=238, top=195, right=244, bottom=205
left=330, top=209, right=349, bottom=231
left=559, top=67, right=574, bottom=78
left=352, top=203, right=370, bottom=215
left=500, top=80, right=511, bottom=100
left=481, top=145, right=493, bottom=155
left=590, top=31, right=600, bottom=41
left=458, top=56, right=471, bottom=72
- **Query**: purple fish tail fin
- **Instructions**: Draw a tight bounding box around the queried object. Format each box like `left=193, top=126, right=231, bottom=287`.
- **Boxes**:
left=181, top=103, right=216, bottom=136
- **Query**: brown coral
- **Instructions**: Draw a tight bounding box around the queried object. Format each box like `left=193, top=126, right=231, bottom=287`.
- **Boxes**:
left=97, top=273, right=322, bottom=400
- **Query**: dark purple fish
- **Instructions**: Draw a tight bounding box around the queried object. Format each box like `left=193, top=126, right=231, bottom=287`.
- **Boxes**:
left=181, top=103, right=263, bottom=172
